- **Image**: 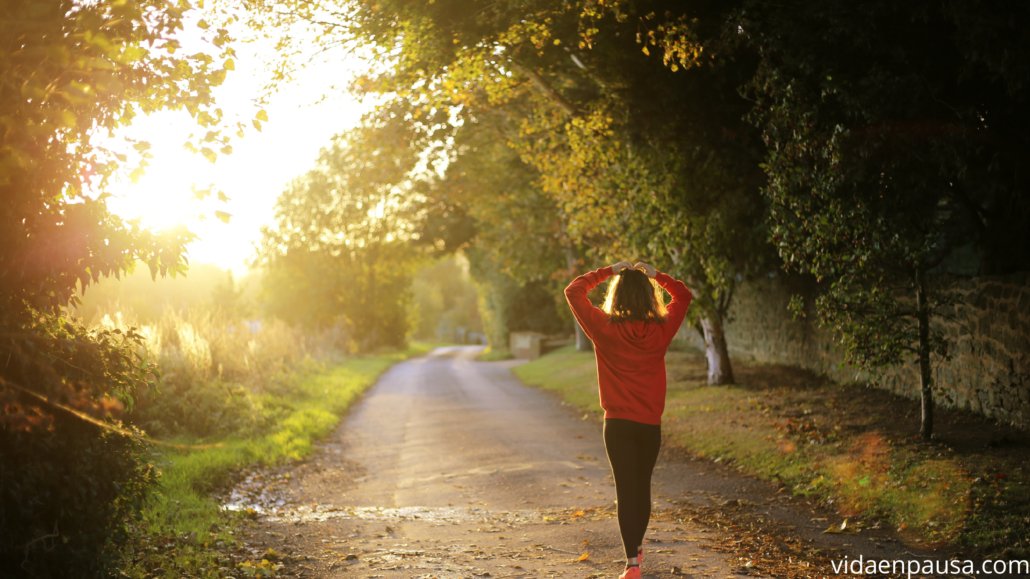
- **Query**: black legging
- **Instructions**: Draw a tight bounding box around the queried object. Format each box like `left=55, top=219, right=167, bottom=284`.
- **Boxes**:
left=603, top=418, right=662, bottom=560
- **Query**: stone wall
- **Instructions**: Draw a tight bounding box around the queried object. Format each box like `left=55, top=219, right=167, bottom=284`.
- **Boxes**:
left=680, top=273, right=1030, bottom=429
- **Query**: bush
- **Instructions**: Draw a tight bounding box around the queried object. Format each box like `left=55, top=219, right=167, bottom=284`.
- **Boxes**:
left=0, top=417, right=155, bottom=577
left=0, top=309, right=159, bottom=577
left=131, top=377, right=271, bottom=439
left=114, top=308, right=317, bottom=439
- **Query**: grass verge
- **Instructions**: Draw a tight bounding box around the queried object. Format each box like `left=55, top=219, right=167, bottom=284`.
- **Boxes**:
left=119, top=343, right=435, bottom=577
left=513, top=345, right=1030, bottom=560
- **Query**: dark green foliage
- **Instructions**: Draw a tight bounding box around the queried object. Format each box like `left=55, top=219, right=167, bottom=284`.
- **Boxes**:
left=740, top=0, right=1030, bottom=436
left=424, top=112, right=571, bottom=345
left=130, top=378, right=270, bottom=439
left=0, top=419, right=156, bottom=577
left=0, top=308, right=160, bottom=578
left=1, top=0, right=230, bottom=572
left=508, top=281, right=569, bottom=335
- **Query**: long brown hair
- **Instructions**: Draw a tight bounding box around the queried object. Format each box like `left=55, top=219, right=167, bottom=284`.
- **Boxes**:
left=602, top=269, right=667, bottom=323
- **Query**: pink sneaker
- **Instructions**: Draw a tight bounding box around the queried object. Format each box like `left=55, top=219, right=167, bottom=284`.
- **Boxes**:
left=619, top=565, right=641, bottom=579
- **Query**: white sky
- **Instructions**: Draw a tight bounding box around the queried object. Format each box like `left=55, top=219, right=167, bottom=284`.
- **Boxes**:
left=106, top=20, right=372, bottom=276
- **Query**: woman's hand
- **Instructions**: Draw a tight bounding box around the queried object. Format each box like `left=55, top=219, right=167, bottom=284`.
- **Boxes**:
left=633, top=262, right=657, bottom=278
left=611, top=260, right=634, bottom=273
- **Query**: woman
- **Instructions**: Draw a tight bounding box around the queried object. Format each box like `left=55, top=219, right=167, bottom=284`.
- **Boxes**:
left=564, top=260, right=692, bottom=579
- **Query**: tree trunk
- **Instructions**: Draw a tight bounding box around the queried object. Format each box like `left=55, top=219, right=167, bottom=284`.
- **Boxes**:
left=574, top=323, right=593, bottom=352
left=916, top=268, right=934, bottom=440
left=700, top=314, right=734, bottom=385
left=562, top=238, right=592, bottom=352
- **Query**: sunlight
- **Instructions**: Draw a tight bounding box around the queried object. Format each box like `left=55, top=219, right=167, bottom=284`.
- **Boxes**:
left=104, top=12, right=372, bottom=275
left=106, top=117, right=217, bottom=233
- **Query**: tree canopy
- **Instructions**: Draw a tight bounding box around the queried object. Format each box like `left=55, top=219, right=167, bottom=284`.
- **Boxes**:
left=261, top=0, right=777, bottom=382
left=258, top=109, right=429, bottom=350
left=742, top=0, right=1030, bottom=437
left=1, top=0, right=234, bottom=426
left=0, top=0, right=235, bottom=571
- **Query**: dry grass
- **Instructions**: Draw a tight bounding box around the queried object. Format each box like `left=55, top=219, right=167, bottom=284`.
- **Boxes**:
left=99, top=308, right=319, bottom=387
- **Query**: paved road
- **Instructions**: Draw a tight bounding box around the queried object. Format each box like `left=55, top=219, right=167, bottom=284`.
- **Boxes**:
left=233, top=346, right=932, bottom=578
left=234, top=346, right=748, bottom=578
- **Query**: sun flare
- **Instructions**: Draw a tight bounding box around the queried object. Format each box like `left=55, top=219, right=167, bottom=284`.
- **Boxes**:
left=105, top=49, right=371, bottom=275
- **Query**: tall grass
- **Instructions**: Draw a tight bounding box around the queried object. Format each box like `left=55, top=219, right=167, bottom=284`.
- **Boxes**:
left=96, top=307, right=339, bottom=438
left=100, top=307, right=324, bottom=385
left=121, top=352, right=427, bottom=578
left=86, top=303, right=432, bottom=576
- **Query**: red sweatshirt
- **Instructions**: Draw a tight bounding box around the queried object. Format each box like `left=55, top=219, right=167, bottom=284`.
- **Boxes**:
left=564, top=266, right=692, bottom=425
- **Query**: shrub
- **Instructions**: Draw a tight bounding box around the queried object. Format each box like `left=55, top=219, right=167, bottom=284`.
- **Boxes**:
left=0, top=417, right=155, bottom=577
left=112, top=308, right=325, bottom=439
left=0, top=310, right=159, bottom=577
left=131, top=376, right=271, bottom=439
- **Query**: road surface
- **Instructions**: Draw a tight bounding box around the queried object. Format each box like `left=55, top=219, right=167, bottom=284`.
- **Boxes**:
left=230, top=346, right=923, bottom=578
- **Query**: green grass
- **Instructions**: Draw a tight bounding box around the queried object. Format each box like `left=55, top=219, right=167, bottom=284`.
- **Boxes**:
left=514, top=345, right=1030, bottom=559
left=512, top=346, right=600, bottom=412
left=119, top=344, right=434, bottom=577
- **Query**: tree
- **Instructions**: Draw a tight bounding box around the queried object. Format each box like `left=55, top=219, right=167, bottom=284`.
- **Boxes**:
left=1, top=0, right=232, bottom=421
left=0, top=0, right=233, bottom=571
left=502, top=1, right=772, bottom=382
left=410, top=254, right=483, bottom=342
left=258, top=110, right=427, bottom=351
left=425, top=111, right=575, bottom=351
left=255, top=0, right=774, bottom=382
left=741, top=0, right=1030, bottom=438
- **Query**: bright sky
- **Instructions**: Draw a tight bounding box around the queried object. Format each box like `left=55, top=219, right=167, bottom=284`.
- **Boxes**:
left=106, top=19, right=371, bottom=276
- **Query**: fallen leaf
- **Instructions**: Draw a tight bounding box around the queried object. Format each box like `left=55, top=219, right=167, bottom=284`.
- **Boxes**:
left=823, top=518, right=849, bottom=534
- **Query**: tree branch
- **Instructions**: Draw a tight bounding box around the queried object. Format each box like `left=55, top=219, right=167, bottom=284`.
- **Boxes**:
left=506, top=59, right=581, bottom=117
left=0, top=378, right=221, bottom=450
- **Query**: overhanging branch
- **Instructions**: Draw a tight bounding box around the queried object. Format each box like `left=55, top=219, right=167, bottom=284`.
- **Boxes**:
left=506, top=59, right=581, bottom=117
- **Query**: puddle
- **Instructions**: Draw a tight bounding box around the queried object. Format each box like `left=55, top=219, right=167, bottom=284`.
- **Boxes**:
left=222, top=469, right=294, bottom=515
left=222, top=466, right=614, bottom=528
left=258, top=504, right=547, bottom=525
left=222, top=468, right=549, bottom=523
left=223, top=476, right=610, bottom=527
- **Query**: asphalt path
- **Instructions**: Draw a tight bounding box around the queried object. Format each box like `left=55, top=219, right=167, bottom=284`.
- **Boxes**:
left=232, top=346, right=928, bottom=578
